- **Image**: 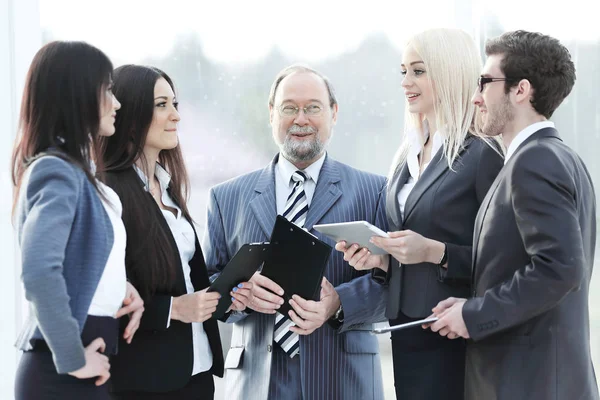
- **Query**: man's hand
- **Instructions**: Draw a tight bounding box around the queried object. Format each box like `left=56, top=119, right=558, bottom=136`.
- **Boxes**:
left=171, top=288, right=221, bottom=323
left=247, top=272, right=284, bottom=314
left=288, top=277, right=340, bottom=335
left=427, top=297, right=470, bottom=339
left=227, top=281, right=254, bottom=312
left=115, top=282, right=144, bottom=344
left=335, top=240, right=389, bottom=272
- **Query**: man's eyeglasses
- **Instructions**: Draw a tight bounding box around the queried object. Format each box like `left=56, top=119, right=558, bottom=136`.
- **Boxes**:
left=278, top=104, right=324, bottom=117
left=478, top=76, right=522, bottom=93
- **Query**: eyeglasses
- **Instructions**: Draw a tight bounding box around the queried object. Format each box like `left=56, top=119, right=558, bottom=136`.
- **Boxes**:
left=278, top=104, right=324, bottom=117
left=478, top=76, right=522, bottom=93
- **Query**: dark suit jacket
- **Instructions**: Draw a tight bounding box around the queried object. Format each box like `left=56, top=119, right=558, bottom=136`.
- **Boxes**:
left=104, top=168, right=224, bottom=394
left=463, top=128, right=599, bottom=400
left=385, top=136, right=503, bottom=319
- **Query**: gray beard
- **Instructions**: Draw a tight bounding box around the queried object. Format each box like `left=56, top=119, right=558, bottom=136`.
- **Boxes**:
left=280, top=125, right=325, bottom=163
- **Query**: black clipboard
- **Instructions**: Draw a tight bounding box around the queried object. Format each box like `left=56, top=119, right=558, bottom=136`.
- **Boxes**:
left=260, top=215, right=332, bottom=315
left=208, top=242, right=270, bottom=319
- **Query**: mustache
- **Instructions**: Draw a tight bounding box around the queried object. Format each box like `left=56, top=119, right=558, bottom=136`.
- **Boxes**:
left=287, top=125, right=317, bottom=134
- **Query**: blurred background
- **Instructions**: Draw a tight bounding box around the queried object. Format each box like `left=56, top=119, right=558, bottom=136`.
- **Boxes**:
left=2, top=0, right=600, bottom=398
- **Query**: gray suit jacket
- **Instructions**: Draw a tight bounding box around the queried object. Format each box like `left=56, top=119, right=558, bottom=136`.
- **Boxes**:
left=463, top=128, right=599, bottom=400
left=203, top=154, right=387, bottom=400
left=15, top=155, right=114, bottom=374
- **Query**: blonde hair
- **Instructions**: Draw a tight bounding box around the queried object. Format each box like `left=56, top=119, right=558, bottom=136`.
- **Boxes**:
left=389, top=28, right=483, bottom=179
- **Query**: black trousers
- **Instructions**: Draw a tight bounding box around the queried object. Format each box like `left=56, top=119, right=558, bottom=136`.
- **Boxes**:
left=390, top=312, right=466, bottom=400
left=110, top=371, right=214, bottom=400
left=15, top=316, right=118, bottom=400
left=15, top=350, right=111, bottom=400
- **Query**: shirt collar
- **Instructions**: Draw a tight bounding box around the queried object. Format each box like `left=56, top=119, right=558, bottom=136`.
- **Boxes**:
left=277, top=152, right=326, bottom=186
left=504, top=121, right=555, bottom=164
left=406, top=121, right=445, bottom=179
left=133, top=162, right=172, bottom=194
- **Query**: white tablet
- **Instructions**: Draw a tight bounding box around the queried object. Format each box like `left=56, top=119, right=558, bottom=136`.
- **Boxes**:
left=371, top=317, right=439, bottom=334
left=313, top=221, right=389, bottom=255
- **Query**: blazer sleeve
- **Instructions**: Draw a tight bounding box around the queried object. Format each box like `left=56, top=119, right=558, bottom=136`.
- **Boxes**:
left=202, top=187, right=250, bottom=324
left=18, top=157, right=86, bottom=374
left=438, top=140, right=504, bottom=283
left=336, top=183, right=389, bottom=332
left=463, top=144, right=585, bottom=341
left=136, top=295, right=172, bottom=331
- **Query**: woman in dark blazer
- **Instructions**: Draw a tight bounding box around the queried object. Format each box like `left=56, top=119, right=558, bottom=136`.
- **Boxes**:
left=98, top=65, right=252, bottom=399
left=12, top=41, right=143, bottom=400
left=337, top=29, right=504, bottom=400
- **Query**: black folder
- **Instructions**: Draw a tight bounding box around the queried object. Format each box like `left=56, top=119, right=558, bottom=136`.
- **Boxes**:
left=261, top=215, right=332, bottom=315
left=209, top=242, right=270, bottom=319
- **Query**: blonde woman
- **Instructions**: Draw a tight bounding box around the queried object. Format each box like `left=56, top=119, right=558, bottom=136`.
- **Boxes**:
left=336, top=29, right=503, bottom=399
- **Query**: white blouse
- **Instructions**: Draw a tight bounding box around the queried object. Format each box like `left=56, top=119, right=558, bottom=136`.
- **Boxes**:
left=397, top=124, right=444, bottom=219
left=134, top=163, right=213, bottom=376
left=88, top=181, right=127, bottom=317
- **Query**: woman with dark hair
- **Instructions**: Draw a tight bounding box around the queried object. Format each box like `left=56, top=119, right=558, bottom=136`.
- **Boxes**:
left=12, top=41, right=144, bottom=400
left=100, top=64, right=252, bottom=399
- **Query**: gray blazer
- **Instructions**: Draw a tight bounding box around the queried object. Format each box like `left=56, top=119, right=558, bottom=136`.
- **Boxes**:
left=15, top=156, right=113, bottom=374
left=203, top=154, right=387, bottom=400
left=464, top=128, right=599, bottom=399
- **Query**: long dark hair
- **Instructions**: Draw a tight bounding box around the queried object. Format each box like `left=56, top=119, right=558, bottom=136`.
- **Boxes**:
left=99, top=65, right=192, bottom=299
left=12, top=41, right=113, bottom=213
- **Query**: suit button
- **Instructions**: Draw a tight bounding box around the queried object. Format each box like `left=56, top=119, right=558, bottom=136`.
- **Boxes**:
left=267, top=345, right=272, bottom=352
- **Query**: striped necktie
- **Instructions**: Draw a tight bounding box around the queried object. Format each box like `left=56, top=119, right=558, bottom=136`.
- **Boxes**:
left=274, top=170, right=308, bottom=358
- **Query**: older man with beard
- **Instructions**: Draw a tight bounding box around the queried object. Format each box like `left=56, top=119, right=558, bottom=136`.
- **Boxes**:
left=202, top=64, right=388, bottom=400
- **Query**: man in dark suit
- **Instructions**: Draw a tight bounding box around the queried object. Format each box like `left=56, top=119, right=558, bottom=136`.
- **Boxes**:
left=429, top=30, right=599, bottom=400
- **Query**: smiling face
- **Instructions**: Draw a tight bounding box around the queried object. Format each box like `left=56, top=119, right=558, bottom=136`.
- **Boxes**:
left=472, top=54, right=514, bottom=137
left=99, top=80, right=121, bottom=137
left=269, top=71, right=338, bottom=168
left=144, top=77, right=180, bottom=152
left=401, top=44, right=435, bottom=118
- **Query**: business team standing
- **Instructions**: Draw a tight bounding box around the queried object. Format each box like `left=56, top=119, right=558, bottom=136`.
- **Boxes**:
left=12, top=30, right=599, bottom=400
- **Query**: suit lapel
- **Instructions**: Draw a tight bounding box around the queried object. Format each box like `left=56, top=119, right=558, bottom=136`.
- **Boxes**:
left=386, top=163, right=409, bottom=230
left=304, top=155, right=342, bottom=230
left=471, top=170, right=503, bottom=282
left=249, top=156, right=278, bottom=238
left=402, top=146, right=447, bottom=223
left=472, top=127, right=561, bottom=282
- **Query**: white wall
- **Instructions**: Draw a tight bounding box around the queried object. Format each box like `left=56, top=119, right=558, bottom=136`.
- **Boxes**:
left=0, top=0, right=40, bottom=398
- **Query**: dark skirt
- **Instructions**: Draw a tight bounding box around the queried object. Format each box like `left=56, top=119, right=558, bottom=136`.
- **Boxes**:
left=110, top=370, right=214, bottom=400
left=15, top=315, right=119, bottom=400
left=390, top=312, right=466, bottom=400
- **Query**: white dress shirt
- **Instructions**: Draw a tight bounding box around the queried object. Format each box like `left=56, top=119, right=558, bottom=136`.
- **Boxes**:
left=397, top=124, right=445, bottom=220
left=504, top=121, right=555, bottom=164
left=88, top=181, right=127, bottom=317
left=275, top=153, right=326, bottom=214
left=134, top=163, right=213, bottom=376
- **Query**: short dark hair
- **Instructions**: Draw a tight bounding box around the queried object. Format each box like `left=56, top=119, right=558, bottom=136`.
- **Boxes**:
left=485, top=30, right=576, bottom=118
left=268, top=64, right=337, bottom=108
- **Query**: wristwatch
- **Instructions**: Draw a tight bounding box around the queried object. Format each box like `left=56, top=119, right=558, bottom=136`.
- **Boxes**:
left=333, top=304, right=344, bottom=323
left=437, top=243, right=448, bottom=266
